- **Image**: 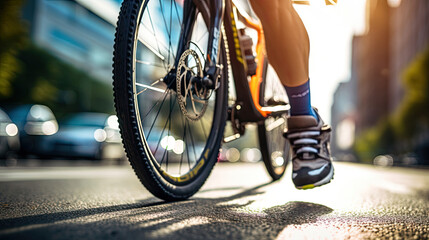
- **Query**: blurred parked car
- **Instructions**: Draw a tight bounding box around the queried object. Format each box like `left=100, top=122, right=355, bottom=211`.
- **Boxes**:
left=6, top=104, right=58, bottom=157
left=43, top=113, right=125, bottom=160
left=0, top=108, right=20, bottom=158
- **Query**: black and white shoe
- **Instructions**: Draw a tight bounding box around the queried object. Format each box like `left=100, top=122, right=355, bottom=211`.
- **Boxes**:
left=284, top=110, right=334, bottom=189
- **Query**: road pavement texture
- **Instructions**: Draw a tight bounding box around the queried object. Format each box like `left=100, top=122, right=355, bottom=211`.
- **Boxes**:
left=0, top=161, right=428, bottom=239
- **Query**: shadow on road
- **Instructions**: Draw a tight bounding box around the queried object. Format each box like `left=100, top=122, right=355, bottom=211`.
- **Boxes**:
left=0, top=182, right=333, bottom=240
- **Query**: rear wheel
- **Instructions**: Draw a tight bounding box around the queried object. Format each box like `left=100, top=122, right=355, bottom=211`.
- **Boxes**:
left=258, top=62, right=291, bottom=181
left=113, top=0, right=228, bottom=201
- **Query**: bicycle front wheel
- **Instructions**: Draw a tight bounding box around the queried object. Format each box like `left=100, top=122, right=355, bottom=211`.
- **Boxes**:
left=113, top=0, right=228, bottom=201
left=258, top=62, right=291, bottom=180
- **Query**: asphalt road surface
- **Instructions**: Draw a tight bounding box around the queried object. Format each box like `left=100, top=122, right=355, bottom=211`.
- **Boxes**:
left=0, top=160, right=428, bottom=240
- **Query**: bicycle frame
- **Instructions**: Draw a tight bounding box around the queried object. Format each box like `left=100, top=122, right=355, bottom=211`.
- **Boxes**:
left=175, top=0, right=289, bottom=140
left=224, top=0, right=271, bottom=121
left=190, top=0, right=271, bottom=121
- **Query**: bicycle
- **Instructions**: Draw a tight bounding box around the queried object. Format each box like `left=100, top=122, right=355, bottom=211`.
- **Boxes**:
left=113, top=0, right=293, bottom=201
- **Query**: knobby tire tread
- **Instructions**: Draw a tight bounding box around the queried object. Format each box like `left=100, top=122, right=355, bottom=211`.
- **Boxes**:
left=113, top=0, right=228, bottom=201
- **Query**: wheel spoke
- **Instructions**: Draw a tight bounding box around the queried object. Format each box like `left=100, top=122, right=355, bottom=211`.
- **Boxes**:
left=146, top=7, right=167, bottom=68
left=158, top=0, right=176, bottom=64
left=146, top=90, right=170, bottom=139
left=136, top=60, right=165, bottom=68
left=137, top=36, right=165, bottom=62
left=139, top=23, right=172, bottom=58
left=139, top=79, right=175, bottom=123
left=200, top=118, right=207, bottom=140
left=173, top=0, right=182, bottom=26
left=160, top=95, right=175, bottom=167
left=179, top=112, right=187, bottom=174
left=186, top=119, right=198, bottom=162
left=169, top=0, right=173, bottom=65
left=136, top=81, right=164, bottom=95
left=154, top=96, right=176, bottom=160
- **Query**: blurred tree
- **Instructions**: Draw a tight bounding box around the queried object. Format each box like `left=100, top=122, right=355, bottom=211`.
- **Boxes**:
left=2, top=44, right=114, bottom=119
left=392, top=48, right=429, bottom=138
left=354, top=118, right=395, bottom=163
left=0, top=0, right=27, bottom=98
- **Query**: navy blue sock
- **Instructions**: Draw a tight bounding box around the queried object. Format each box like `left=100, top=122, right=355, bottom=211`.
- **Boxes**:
left=284, top=80, right=318, bottom=120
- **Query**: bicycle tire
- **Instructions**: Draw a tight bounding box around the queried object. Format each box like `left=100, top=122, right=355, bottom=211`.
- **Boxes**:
left=258, top=61, right=291, bottom=181
left=113, top=0, right=228, bottom=201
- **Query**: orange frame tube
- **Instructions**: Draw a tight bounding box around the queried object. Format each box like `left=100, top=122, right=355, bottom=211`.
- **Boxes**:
left=237, top=10, right=271, bottom=117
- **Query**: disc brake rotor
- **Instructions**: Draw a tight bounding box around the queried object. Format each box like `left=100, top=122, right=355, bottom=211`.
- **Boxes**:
left=176, top=49, right=210, bottom=121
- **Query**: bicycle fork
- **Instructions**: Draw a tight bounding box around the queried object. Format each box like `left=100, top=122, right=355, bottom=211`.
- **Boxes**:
left=163, top=0, right=225, bottom=94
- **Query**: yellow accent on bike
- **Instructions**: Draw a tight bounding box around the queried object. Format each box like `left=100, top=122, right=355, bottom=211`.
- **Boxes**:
left=204, top=149, right=209, bottom=159
left=161, top=153, right=207, bottom=183
left=230, top=11, right=244, bottom=65
left=299, top=184, right=315, bottom=189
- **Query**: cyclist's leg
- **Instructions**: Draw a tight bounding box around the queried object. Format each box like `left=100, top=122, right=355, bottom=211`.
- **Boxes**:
left=249, top=0, right=334, bottom=189
left=249, top=0, right=309, bottom=87
left=249, top=0, right=315, bottom=118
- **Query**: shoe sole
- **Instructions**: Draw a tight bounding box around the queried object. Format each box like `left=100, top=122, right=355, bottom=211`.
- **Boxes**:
left=295, top=165, right=334, bottom=190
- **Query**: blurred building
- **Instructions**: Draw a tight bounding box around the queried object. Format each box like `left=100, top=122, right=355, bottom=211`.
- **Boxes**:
left=354, top=0, right=391, bottom=135
left=21, top=0, right=121, bottom=83
left=331, top=0, right=390, bottom=157
left=352, top=0, right=429, bottom=134
left=331, top=81, right=356, bottom=159
left=331, top=0, right=429, bottom=159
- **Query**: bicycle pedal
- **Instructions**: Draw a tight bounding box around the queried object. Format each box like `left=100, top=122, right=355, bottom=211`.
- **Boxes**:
left=223, top=133, right=241, bottom=143
left=266, top=98, right=287, bottom=106
left=261, top=105, right=290, bottom=114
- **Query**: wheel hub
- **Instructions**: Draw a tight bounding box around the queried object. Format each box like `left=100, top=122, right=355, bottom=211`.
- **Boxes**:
left=176, top=49, right=211, bottom=121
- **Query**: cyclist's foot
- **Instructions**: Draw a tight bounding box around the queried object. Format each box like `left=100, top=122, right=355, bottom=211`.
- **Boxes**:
left=284, top=110, right=334, bottom=189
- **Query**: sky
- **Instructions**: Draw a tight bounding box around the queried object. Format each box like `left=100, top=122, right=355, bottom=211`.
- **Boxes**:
left=293, top=0, right=367, bottom=124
